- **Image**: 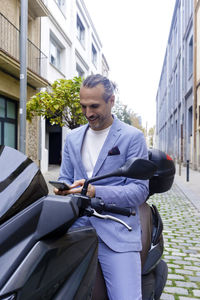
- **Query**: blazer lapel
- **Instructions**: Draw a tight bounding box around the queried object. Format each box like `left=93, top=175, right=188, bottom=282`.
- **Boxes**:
left=92, top=118, right=122, bottom=176
left=73, top=124, right=89, bottom=178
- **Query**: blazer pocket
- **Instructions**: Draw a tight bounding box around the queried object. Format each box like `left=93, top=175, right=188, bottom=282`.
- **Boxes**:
left=101, top=154, right=125, bottom=172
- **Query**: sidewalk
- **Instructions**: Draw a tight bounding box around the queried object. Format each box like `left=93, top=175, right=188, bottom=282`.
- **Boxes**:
left=174, top=163, right=200, bottom=212
left=43, top=164, right=60, bottom=194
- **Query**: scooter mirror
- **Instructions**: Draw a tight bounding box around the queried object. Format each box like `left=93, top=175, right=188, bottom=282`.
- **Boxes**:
left=81, top=158, right=157, bottom=195
left=111, top=158, right=158, bottom=180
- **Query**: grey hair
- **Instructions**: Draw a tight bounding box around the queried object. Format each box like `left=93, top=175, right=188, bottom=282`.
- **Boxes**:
left=82, top=74, right=116, bottom=102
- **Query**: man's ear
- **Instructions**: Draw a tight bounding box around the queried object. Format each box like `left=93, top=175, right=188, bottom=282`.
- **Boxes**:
left=110, top=95, right=115, bottom=107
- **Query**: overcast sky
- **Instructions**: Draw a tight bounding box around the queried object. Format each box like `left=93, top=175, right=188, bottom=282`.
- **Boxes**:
left=84, top=0, right=175, bottom=129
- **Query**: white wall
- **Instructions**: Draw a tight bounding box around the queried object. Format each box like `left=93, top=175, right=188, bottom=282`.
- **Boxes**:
left=40, top=0, right=108, bottom=172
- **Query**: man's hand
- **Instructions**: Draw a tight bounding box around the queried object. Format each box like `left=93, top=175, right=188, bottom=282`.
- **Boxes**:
left=54, top=179, right=95, bottom=198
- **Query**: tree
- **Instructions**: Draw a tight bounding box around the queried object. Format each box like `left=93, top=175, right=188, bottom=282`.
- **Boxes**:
left=113, top=98, right=144, bottom=132
left=26, top=77, right=87, bottom=129
left=130, top=111, right=144, bottom=133
left=148, top=126, right=155, bottom=147
left=112, top=99, right=131, bottom=125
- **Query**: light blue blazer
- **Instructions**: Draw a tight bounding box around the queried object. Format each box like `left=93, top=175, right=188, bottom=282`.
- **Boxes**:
left=59, top=116, right=149, bottom=252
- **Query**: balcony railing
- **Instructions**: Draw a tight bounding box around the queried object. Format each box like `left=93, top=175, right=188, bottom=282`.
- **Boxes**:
left=0, top=12, right=47, bottom=77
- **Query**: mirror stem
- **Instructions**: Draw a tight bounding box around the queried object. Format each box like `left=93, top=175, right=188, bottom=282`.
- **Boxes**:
left=81, top=172, right=117, bottom=196
left=81, top=181, right=89, bottom=196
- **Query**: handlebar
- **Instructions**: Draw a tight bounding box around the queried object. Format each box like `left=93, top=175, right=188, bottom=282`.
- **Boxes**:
left=73, top=195, right=135, bottom=217
left=72, top=195, right=134, bottom=231
left=90, top=198, right=135, bottom=217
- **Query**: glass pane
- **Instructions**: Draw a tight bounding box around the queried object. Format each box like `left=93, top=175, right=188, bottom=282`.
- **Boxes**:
left=4, top=122, right=15, bottom=148
left=50, top=41, right=56, bottom=66
left=7, top=101, right=16, bottom=119
left=0, top=121, right=1, bottom=144
left=0, top=97, right=5, bottom=117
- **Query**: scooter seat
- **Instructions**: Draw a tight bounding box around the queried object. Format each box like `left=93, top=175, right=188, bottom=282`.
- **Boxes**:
left=139, top=202, right=153, bottom=267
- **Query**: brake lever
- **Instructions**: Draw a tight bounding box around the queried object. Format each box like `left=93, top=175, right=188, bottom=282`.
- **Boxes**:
left=86, top=208, right=132, bottom=231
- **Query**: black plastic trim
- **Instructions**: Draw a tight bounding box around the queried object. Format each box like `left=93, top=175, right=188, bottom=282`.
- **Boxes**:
left=0, top=145, right=5, bottom=157
left=0, top=158, right=33, bottom=192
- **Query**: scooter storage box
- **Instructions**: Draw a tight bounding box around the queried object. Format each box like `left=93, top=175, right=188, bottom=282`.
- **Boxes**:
left=148, top=149, right=175, bottom=196
left=0, top=145, right=48, bottom=224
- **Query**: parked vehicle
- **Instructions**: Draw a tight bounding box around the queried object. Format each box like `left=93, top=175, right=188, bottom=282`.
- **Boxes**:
left=0, top=146, right=175, bottom=300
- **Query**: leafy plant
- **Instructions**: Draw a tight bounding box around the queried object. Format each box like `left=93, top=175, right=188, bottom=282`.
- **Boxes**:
left=26, top=77, right=87, bottom=129
left=113, top=98, right=144, bottom=132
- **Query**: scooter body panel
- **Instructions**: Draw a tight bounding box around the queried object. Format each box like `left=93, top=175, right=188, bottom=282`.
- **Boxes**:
left=0, top=227, right=98, bottom=300
left=0, top=195, right=79, bottom=292
left=0, top=146, right=48, bottom=225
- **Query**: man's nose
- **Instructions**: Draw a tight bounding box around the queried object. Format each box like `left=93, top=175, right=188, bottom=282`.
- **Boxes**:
left=85, top=108, right=94, bottom=118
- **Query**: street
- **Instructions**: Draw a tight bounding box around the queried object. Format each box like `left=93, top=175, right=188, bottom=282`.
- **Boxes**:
left=149, top=184, right=200, bottom=300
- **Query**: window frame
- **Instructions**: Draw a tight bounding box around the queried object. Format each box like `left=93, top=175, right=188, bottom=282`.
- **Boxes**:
left=49, top=37, right=62, bottom=71
left=0, top=96, right=18, bottom=149
left=54, top=0, right=66, bottom=15
left=77, top=14, right=85, bottom=46
left=188, top=36, right=193, bottom=78
left=76, top=63, right=85, bottom=78
left=92, top=44, right=97, bottom=67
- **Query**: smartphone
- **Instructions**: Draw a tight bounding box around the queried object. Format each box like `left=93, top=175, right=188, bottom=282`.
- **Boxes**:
left=49, top=180, right=71, bottom=191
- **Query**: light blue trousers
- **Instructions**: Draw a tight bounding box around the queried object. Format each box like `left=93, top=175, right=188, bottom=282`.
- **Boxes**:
left=70, top=217, right=142, bottom=300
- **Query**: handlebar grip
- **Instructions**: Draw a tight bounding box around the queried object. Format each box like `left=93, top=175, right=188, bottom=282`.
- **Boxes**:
left=103, top=204, right=135, bottom=217
left=90, top=198, right=135, bottom=217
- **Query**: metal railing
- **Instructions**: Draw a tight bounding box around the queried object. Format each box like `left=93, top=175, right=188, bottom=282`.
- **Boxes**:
left=0, top=12, right=47, bottom=77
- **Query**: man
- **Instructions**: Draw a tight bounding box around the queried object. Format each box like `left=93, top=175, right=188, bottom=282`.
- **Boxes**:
left=55, top=74, right=149, bottom=300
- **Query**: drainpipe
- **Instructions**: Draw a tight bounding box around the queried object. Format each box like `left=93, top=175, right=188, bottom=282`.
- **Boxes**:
left=193, top=0, right=197, bottom=169
left=19, top=0, right=28, bottom=154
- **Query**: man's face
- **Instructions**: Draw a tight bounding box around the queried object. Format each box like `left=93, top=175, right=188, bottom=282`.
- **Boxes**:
left=80, top=84, right=114, bottom=131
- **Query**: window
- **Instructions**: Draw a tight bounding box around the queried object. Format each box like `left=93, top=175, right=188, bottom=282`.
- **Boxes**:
left=55, top=0, right=65, bottom=13
left=199, top=106, right=200, bottom=127
left=188, top=37, right=193, bottom=77
left=76, top=63, right=84, bottom=78
left=92, top=44, right=97, bottom=66
left=77, top=15, right=85, bottom=46
left=0, top=96, right=17, bottom=148
left=50, top=38, right=61, bottom=70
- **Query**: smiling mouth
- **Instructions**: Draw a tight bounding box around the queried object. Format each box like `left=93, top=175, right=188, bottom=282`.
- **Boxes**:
left=88, top=117, right=98, bottom=122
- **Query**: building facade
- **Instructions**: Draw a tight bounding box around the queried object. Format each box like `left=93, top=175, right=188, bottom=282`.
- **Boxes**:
left=0, top=0, right=49, bottom=161
left=194, top=0, right=200, bottom=169
left=0, top=0, right=109, bottom=172
left=155, top=0, right=199, bottom=169
left=39, top=0, right=109, bottom=172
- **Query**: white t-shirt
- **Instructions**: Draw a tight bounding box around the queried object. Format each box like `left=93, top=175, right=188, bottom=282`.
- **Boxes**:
left=81, top=126, right=111, bottom=178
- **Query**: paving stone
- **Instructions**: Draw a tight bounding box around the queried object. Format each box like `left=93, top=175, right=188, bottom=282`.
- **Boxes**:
left=183, top=249, right=198, bottom=254
left=167, top=274, right=185, bottom=280
left=179, top=297, right=198, bottom=300
left=193, top=289, right=200, bottom=297
left=188, top=276, right=200, bottom=282
left=166, top=260, right=192, bottom=265
left=175, top=269, right=194, bottom=275
left=160, top=293, right=175, bottom=300
left=164, top=287, right=188, bottom=295
left=171, top=252, right=187, bottom=257
left=165, top=247, right=181, bottom=252
left=167, top=263, right=181, bottom=269
left=184, top=257, right=200, bottom=262
left=175, top=281, right=198, bottom=288
left=184, top=265, right=200, bottom=271
left=164, top=255, right=187, bottom=261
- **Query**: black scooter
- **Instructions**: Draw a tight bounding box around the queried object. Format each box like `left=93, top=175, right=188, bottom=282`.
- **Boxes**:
left=0, top=145, right=175, bottom=300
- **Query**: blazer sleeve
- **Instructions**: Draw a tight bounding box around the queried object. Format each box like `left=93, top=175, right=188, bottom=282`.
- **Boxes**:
left=58, top=135, right=74, bottom=185
left=94, top=130, right=149, bottom=208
